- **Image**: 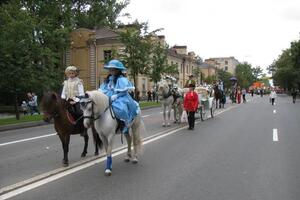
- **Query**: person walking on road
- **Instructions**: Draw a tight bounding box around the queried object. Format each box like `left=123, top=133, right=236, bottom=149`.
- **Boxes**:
left=291, top=89, right=297, bottom=103
left=270, top=88, right=277, bottom=105
left=183, top=83, right=199, bottom=130
left=242, top=88, right=247, bottom=103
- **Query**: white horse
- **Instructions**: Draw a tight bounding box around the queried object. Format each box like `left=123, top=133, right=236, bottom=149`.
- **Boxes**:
left=157, top=80, right=173, bottom=126
left=157, top=80, right=177, bottom=126
left=80, top=90, right=144, bottom=176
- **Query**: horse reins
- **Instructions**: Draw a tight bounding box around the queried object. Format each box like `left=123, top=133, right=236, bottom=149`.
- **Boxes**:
left=82, top=100, right=113, bottom=121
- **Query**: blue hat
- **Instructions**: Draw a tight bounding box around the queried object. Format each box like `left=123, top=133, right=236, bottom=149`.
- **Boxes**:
left=104, top=60, right=127, bottom=71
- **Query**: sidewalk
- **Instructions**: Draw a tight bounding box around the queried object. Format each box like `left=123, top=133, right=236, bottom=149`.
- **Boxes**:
left=0, top=104, right=161, bottom=132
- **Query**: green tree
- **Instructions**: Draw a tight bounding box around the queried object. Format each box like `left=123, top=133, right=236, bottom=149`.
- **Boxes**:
left=272, top=49, right=295, bottom=90
left=148, top=41, right=169, bottom=85
left=235, top=62, right=256, bottom=89
left=192, top=67, right=203, bottom=85
left=252, top=66, right=263, bottom=81
left=271, top=39, right=300, bottom=90
left=204, top=75, right=217, bottom=84
left=72, top=0, right=129, bottom=29
left=116, top=22, right=153, bottom=93
left=0, top=2, right=47, bottom=119
left=0, top=0, right=129, bottom=119
left=216, top=69, right=232, bottom=90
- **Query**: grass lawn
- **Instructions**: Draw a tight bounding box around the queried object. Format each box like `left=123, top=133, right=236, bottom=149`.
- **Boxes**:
left=139, top=101, right=161, bottom=108
left=0, top=101, right=160, bottom=126
left=0, top=114, right=44, bottom=126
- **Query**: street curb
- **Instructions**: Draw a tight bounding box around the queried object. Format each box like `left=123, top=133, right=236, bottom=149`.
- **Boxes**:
left=0, top=121, right=51, bottom=132
left=0, top=105, right=161, bottom=132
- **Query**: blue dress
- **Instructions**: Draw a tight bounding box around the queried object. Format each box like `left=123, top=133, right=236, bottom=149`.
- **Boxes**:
left=99, top=75, right=140, bottom=129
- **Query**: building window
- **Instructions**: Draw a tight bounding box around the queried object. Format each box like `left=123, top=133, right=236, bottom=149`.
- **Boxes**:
left=225, top=66, right=228, bottom=71
left=225, top=60, right=228, bottom=65
left=103, top=50, right=112, bottom=62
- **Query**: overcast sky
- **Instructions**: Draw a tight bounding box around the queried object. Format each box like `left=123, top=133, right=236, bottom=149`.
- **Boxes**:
left=119, top=0, right=300, bottom=72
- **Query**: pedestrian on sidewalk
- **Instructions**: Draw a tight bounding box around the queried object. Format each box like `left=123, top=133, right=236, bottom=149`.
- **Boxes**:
left=27, top=92, right=40, bottom=115
left=251, top=89, right=254, bottom=97
left=236, top=86, right=241, bottom=104
left=242, top=88, right=247, bottom=103
left=291, top=89, right=297, bottom=104
left=21, top=100, right=29, bottom=115
left=183, top=83, right=198, bottom=130
left=270, top=88, right=277, bottom=105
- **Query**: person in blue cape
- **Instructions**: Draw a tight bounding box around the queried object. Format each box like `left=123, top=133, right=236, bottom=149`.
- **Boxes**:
left=99, top=59, right=140, bottom=134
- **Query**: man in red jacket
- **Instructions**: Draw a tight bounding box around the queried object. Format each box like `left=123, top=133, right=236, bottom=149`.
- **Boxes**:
left=183, top=83, right=199, bottom=130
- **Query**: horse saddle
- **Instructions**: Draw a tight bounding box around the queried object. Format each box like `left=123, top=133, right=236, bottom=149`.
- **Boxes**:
left=66, top=111, right=76, bottom=125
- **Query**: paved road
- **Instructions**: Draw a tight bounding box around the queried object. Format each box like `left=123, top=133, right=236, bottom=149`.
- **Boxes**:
left=1, top=94, right=300, bottom=200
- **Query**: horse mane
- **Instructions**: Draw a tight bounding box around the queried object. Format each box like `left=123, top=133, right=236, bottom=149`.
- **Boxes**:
left=86, top=90, right=109, bottom=112
left=41, top=91, right=63, bottom=112
left=157, top=80, right=169, bottom=90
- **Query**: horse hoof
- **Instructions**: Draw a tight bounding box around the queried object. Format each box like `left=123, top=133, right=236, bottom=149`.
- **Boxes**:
left=81, top=152, right=87, bottom=157
left=105, top=169, right=112, bottom=176
left=167, top=123, right=170, bottom=127
left=124, top=155, right=131, bottom=162
left=62, top=161, right=69, bottom=167
left=162, top=123, right=166, bottom=127
left=94, top=152, right=99, bottom=156
left=132, top=157, right=138, bottom=164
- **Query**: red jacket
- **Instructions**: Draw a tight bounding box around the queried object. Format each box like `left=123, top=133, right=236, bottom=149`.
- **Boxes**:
left=184, top=91, right=199, bottom=112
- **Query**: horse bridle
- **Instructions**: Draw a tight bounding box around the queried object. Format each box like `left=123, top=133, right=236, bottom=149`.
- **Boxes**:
left=81, top=99, right=113, bottom=121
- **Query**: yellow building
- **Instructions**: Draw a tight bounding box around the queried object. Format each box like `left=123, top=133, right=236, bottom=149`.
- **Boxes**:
left=65, top=27, right=205, bottom=94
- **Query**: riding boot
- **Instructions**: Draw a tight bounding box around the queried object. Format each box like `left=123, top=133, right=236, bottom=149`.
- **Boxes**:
left=74, top=103, right=86, bottom=136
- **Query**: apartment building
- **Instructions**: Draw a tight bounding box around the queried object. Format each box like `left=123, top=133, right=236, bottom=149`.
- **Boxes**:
left=205, top=57, right=239, bottom=75
left=65, top=27, right=214, bottom=93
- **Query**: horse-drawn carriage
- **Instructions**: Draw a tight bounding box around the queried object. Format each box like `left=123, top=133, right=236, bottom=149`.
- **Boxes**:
left=194, top=86, right=216, bottom=121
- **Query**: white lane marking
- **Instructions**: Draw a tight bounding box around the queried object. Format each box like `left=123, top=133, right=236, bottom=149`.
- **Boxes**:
left=0, top=126, right=188, bottom=200
left=273, top=129, right=278, bottom=141
left=0, top=133, right=56, bottom=147
left=2, top=114, right=154, bottom=146
left=1, top=105, right=236, bottom=147
left=1, top=114, right=155, bottom=146
left=0, top=105, right=236, bottom=199
left=273, top=110, right=276, bottom=114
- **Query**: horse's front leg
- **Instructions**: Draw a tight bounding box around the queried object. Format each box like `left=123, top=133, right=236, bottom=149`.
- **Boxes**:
left=162, top=106, right=167, bottom=127
left=59, top=134, right=70, bottom=167
left=167, top=106, right=171, bottom=126
left=124, top=133, right=132, bottom=162
left=104, top=134, right=115, bottom=176
left=81, top=129, right=88, bottom=157
left=91, top=125, right=102, bottom=156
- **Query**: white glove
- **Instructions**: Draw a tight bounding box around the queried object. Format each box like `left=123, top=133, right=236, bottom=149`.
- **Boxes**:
left=111, top=94, right=118, bottom=101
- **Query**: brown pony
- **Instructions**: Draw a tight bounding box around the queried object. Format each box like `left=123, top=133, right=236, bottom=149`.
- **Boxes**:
left=41, top=91, right=102, bottom=166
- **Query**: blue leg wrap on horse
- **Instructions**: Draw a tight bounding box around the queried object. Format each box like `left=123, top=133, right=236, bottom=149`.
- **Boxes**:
left=106, top=156, right=112, bottom=170
left=122, top=127, right=129, bottom=134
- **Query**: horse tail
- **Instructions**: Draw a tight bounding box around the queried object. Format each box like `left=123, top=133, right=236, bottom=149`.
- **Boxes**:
left=132, top=114, right=144, bottom=155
